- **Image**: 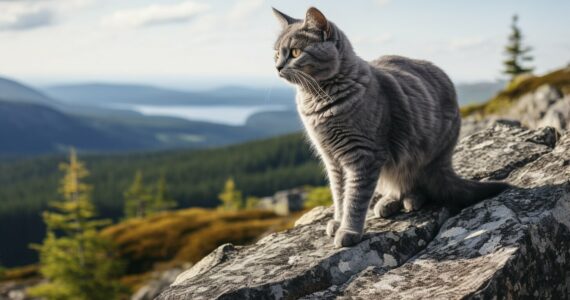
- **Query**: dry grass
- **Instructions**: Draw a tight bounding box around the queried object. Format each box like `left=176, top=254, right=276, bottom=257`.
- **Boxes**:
left=0, top=264, right=39, bottom=282
left=101, top=208, right=302, bottom=274
left=460, top=68, right=570, bottom=118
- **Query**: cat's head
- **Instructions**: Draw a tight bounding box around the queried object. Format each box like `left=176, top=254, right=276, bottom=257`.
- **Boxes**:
left=272, top=7, right=347, bottom=84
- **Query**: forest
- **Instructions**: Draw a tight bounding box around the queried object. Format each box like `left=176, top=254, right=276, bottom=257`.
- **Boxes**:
left=0, top=132, right=326, bottom=267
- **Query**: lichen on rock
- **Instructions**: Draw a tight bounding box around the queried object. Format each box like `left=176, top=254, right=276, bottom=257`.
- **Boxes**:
left=158, top=122, right=570, bottom=300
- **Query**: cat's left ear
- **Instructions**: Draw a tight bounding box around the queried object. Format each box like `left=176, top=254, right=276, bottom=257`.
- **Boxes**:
left=272, top=7, right=298, bottom=28
left=304, top=7, right=331, bottom=39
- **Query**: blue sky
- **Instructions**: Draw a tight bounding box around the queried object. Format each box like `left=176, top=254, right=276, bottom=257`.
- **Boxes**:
left=0, top=0, right=568, bottom=89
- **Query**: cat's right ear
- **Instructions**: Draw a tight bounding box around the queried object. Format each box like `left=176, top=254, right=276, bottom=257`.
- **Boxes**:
left=272, top=8, right=298, bottom=28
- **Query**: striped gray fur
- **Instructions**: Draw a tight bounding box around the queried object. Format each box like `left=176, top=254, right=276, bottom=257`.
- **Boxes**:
left=272, top=7, right=510, bottom=248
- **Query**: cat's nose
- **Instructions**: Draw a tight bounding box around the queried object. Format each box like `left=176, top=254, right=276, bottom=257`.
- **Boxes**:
left=276, top=66, right=283, bottom=72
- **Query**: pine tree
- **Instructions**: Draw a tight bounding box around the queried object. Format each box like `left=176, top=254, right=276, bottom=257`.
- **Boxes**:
left=151, top=174, right=177, bottom=212
left=503, top=15, right=534, bottom=79
left=28, top=149, right=123, bottom=300
left=124, top=171, right=153, bottom=219
left=218, top=178, right=243, bottom=211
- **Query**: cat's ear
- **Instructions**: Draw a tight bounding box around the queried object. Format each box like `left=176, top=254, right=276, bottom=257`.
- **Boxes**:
left=304, top=7, right=330, bottom=37
left=272, top=7, right=298, bottom=28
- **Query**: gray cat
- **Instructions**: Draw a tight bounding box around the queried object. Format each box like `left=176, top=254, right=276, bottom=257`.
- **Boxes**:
left=272, top=7, right=510, bottom=248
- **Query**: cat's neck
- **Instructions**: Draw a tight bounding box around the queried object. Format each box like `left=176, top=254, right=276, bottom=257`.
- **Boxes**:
left=296, top=57, right=371, bottom=118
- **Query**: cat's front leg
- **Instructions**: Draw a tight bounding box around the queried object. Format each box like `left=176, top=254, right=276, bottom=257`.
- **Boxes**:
left=323, top=159, right=344, bottom=237
left=335, top=155, right=381, bottom=248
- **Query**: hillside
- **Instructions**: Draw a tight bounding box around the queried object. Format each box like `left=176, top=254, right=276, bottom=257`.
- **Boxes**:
left=0, top=76, right=305, bottom=154
left=0, top=77, right=55, bottom=105
left=0, top=102, right=152, bottom=155
left=0, top=133, right=323, bottom=267
left=102, top=208, right=303, bottom=291
left=461, top=67, right=570, bottom=117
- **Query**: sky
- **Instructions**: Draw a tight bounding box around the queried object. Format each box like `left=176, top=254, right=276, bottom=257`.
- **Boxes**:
left=0, top=0, right=569, bottom=90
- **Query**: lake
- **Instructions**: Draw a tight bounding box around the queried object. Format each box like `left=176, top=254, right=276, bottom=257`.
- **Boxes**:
left=126, top=105, right=290, bottom=126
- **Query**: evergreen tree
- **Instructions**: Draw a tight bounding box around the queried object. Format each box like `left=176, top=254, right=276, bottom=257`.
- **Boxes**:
left=151, top=174, right=177, bottom=212
left=28, top=149, right=123, bottom=300
left=503, top=15, right=534, bottom=79
left=124, top=171, right=153, bottom=219
left=218, top=178, right=243, bottom=211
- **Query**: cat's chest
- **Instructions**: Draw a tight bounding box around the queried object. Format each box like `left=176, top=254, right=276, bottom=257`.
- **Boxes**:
left=297, top=104, right=347, bottom=151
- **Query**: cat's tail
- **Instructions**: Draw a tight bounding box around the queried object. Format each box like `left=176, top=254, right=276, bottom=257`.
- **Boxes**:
left=422, top=166, right=512, bottom=213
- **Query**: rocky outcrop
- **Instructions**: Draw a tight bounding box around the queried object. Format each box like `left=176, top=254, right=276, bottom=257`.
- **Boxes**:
left=508, top=85, right=570, bottom=132
left=131, top=267, right=186, bottom=300
left=158, top=122, right=570, bottom=299
left=461, top=84, right=569, bottom=138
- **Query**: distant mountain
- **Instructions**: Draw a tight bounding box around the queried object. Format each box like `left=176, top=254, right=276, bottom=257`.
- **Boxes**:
left=43, top=83, right=296, bottom=107
left=0, top=76, right=55, bottom=105
left=0, top=77, right=303, bottom=155
left=455, top=81, right=506, bottom=105
left=0, top=102, right=152, bottom=155
left=245, top=109, right=302, bottom=135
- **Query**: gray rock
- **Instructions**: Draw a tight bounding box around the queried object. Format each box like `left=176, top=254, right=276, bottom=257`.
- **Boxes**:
left=131, top=267, right=186, bottom=300
left=454, top=122, right=558, bottom=180
left=293, top=206, right=330, bottom=227
left=538, top=95, right=570, bottom=133
left=337, top=186, right=570, bottom=299
left=158, top=123, right=570, bottom=299
left=461, top=84, right=569, bottom=137
left=160, top=207, right=446, bottom=300
left=507, top=133, right=570, bottom=187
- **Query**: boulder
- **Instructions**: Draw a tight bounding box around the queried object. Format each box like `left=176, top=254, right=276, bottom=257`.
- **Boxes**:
left=158, top=122, right=570, bottom=299
left=461, top=84, right=569, bottom=139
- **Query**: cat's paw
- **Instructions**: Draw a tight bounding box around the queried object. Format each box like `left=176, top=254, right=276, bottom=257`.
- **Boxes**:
left=334, top=228, right=362, bottom=248
left=373, top=196, right=402, bottom=218
left=402, top=193, right=426, bottom=213
left=326, top=220, right=340, bottom=237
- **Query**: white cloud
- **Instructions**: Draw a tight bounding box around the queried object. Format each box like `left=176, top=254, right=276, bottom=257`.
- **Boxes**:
left=102, top=1, right=210, bottom=29
left=0, top=0, right=92, bottom=31
left=0, top=5, right=54, bottom=30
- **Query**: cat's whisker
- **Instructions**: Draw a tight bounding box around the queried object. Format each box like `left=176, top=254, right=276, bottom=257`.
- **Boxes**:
left=291, top=71, right=328, bottom=101
left=292, top=70, right=334, bottom=103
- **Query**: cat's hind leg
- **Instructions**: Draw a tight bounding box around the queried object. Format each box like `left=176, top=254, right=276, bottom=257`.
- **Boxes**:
left=372, top=176, right=402, bottom=218
left=373, top=194, right=402, bottom=218
left=402, top=191, right=427, bottom=213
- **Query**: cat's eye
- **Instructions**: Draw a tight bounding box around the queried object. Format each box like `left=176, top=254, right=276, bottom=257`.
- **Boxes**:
left=274, top=51, right=279, bottom=60
left=291, top=48, right=302, bottom=58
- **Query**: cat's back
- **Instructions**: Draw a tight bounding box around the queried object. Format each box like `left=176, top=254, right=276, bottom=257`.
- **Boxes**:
left=369, top=55, right=457, bottom=111
left=370, top=55, right=452, bottom=88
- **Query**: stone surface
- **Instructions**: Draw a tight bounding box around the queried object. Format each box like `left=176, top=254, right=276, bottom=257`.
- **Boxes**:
left=508, top=85, right=568, bottom=133
left=131, top=267, right=186, bottom=300
left=461, top=84, right=570, bottom=139
left=454, top=121, right=558, bottom=180
left=159, top=122, right=570, bottom=300
left=335, top=186, right=570, bottom=299
left=160, top=207, right=446, bottom=300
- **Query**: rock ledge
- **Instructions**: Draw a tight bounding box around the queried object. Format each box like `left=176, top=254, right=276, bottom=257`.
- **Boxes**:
left=158, top=122, right=570, bottom=300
